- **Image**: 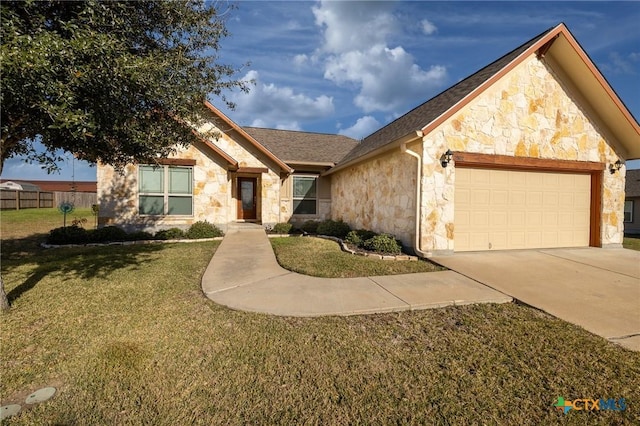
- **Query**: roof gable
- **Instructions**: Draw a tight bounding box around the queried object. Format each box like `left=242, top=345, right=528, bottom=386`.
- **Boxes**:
left=335, top=23, right=640, bottom=170
left=242, top=127, right=359, bottom=165
left=202, top=101, right=293, bottom=173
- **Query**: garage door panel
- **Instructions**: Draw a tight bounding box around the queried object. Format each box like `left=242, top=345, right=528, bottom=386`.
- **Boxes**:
left=471, top=211, right=489, bottom=227
left=454, top=168, right=590, bottom=251
left=526, top=231, right=542, bottom=248
left=509, top=191, right=526, bottom=206
left=490, top=212, right=507, bottom=226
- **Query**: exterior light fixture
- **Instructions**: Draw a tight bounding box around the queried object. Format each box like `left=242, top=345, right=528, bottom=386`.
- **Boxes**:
left=441, top=149, right=453, bottom=168
left=609, top=159, right=622, bottom=174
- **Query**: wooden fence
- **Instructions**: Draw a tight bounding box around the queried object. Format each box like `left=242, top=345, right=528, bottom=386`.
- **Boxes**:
left=53, top=192, right=97, bottom=209
left=1, top=190, right=97, bottom=210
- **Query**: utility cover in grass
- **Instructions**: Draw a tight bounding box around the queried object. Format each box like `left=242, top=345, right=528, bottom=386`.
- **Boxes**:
left=25, top=387, right=56, bottom=404
left=0, top=404, right=21, bottom=420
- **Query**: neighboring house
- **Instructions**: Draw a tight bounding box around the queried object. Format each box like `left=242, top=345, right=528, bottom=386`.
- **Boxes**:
left=97, top=23, right=640, bottom=255
left=0, top=179, right=96, bottom=192
left=624, top=169, right=640, bottom=235
left=0, top=181, right=41, bottom=191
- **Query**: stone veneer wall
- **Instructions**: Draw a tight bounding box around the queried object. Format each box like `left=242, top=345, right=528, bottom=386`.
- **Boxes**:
left=97, top=122, right=283, bottom=230
left=331, top=149, right=417, bottom=247
left=419, top=55, right=625, bottom=252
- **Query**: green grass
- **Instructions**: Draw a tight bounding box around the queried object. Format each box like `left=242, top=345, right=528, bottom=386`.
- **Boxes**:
left=1, top=208, right=94, bottom=240
left=270, top=236, right=444, bottom=277
left=623, top=236, right=640, bottom=251
left=1, top=213, right=639, bottom=424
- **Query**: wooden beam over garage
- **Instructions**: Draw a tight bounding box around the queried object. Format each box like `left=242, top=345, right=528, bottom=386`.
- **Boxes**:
left=453, top=152, right=605, bottom=172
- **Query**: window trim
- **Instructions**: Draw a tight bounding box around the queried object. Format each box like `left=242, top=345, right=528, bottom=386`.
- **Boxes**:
left=139, top=164, right=194, bottom=216
left=624, top=199, right=634, bottom=223
left=291, top=174, right=318, bottom=216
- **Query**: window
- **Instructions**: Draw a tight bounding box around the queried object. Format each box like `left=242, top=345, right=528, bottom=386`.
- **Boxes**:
left=139, top=165, right=193, bottom=215
left=292, top=175, right=317, bottom=215
left=624, top=200, right=634, bottom=223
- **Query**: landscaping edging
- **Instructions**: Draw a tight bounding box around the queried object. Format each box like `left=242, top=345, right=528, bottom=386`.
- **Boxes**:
left=41, top=237, right=224, bottom=249
left=268, top=234, right=417, bottom=260
left=317, top=235, right=419, bottom=261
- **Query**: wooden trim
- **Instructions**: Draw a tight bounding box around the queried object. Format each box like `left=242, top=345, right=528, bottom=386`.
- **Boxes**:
left=236, top=167, right=268, bottom=174
left=590, top=171, right=602, bottom=247
left=453, top=152, right=605, bottom=172
left=203, top=101, right=293, bottom=173
left=192, top=130, right=239, bottom=167
left=156, top=158, right=196, bottom=166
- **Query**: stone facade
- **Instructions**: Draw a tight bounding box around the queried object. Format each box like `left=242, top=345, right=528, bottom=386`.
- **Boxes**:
left=331, top=148, right=417, bottom=247
left=330, top=55, right=625, bottom=253
left=97, top=122, right=283, bottom=232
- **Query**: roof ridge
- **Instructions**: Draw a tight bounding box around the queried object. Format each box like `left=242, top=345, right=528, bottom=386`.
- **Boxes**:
left=361, top=25, right=557, bottom=144
left=243, top=126, right=356, bottom=139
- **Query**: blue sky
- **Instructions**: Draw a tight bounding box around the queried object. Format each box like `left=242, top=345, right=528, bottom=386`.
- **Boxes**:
left=3, top=1, right=639, bottom=181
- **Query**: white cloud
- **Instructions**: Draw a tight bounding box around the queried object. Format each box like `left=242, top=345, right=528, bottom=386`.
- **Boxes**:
left=312, top=1, right=397, bottom=54
left=421, top=19, right=437, bottom=35
left=312, top=1, right=447, bottom=113
left=293, top=54, right=309, bottom=68
left=338, top=116, right=381, bottom=139
left=603, top=51, right=638, bottom=75
left=229, top=70, right=334, bottom=129
left=324, top=45, right=447, bottom=112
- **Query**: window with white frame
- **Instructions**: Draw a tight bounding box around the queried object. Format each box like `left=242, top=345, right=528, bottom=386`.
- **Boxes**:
left=624, top=200, right=634, bottom=223
left=292, top=175, right=317, bottom=215
left=139, top=165, right=193, bottom=215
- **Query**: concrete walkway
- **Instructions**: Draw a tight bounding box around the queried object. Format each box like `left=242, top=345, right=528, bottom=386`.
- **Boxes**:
left=432, top=248, right=640, bottom=351
left=202, top=224, right=511, bottom=317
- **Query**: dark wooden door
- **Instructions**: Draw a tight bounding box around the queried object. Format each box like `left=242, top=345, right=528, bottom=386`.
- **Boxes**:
left=237, top=177, right=257, bottom=220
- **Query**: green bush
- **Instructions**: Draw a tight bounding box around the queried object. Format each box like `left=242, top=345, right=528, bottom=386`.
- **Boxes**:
left=185, top=221, right=223, bottom=239
left=301, top=220, right=319, bottom=234
left=128, top=231, right=154, bottom=241
left=272, top=222, right=293, bottom=234
left=363, top=234, right=402, bottom=255
left=155, top=228, right=185, bottom=240
left=91, top=225, right=129, bottom=242
left=344, top=229, right=378, bottom=247
left=316, top=219, right=351, bottom=239
left=47, top=225, right=89, bottom=245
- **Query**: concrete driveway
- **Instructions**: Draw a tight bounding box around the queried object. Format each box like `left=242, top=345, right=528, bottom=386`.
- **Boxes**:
left=432, top=248, right=640, bottom=351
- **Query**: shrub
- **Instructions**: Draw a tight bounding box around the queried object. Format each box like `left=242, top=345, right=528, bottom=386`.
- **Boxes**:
left=272, top=222, right=293, bottom=234
left=47, top=225, right=89, bottom=245
left=301, top=220, right=319, bottom=234
left=316, top=219, right=351, bottom=239
left=363, top=234, right=402, bottom=255
left=344, top=229, right=378, bottom=247
left=155, top=228, right=185, bottom=240
left=185, top=221, right=223, bottom=239
left=128, top=231, right=154, bottom=241
left=91, top=225, right=129, bottom=243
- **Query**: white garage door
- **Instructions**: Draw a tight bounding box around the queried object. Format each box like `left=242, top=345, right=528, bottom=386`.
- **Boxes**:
left=454, top=168, right=591, bottom=251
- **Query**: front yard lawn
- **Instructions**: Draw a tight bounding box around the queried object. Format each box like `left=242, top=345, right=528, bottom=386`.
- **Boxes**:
left=270, top=236, right=444, bottom=277
left=623, top=236, right=640, bottom=251
left=1, top=224, right=638, bottom=423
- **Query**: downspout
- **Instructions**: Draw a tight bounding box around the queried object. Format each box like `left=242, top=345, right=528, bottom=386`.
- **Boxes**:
left=401, top=131, right=430, bottom=258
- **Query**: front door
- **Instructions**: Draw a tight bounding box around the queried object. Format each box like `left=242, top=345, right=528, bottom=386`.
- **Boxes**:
left=237, top=177, right=257, bottom=220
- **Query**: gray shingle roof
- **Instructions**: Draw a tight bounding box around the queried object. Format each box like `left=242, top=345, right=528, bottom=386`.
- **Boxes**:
left=242, top=127, right=359, bottom=165
left=626, top=169, right=640, bottom=198
left=338, top=27, right=555, bottom=166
